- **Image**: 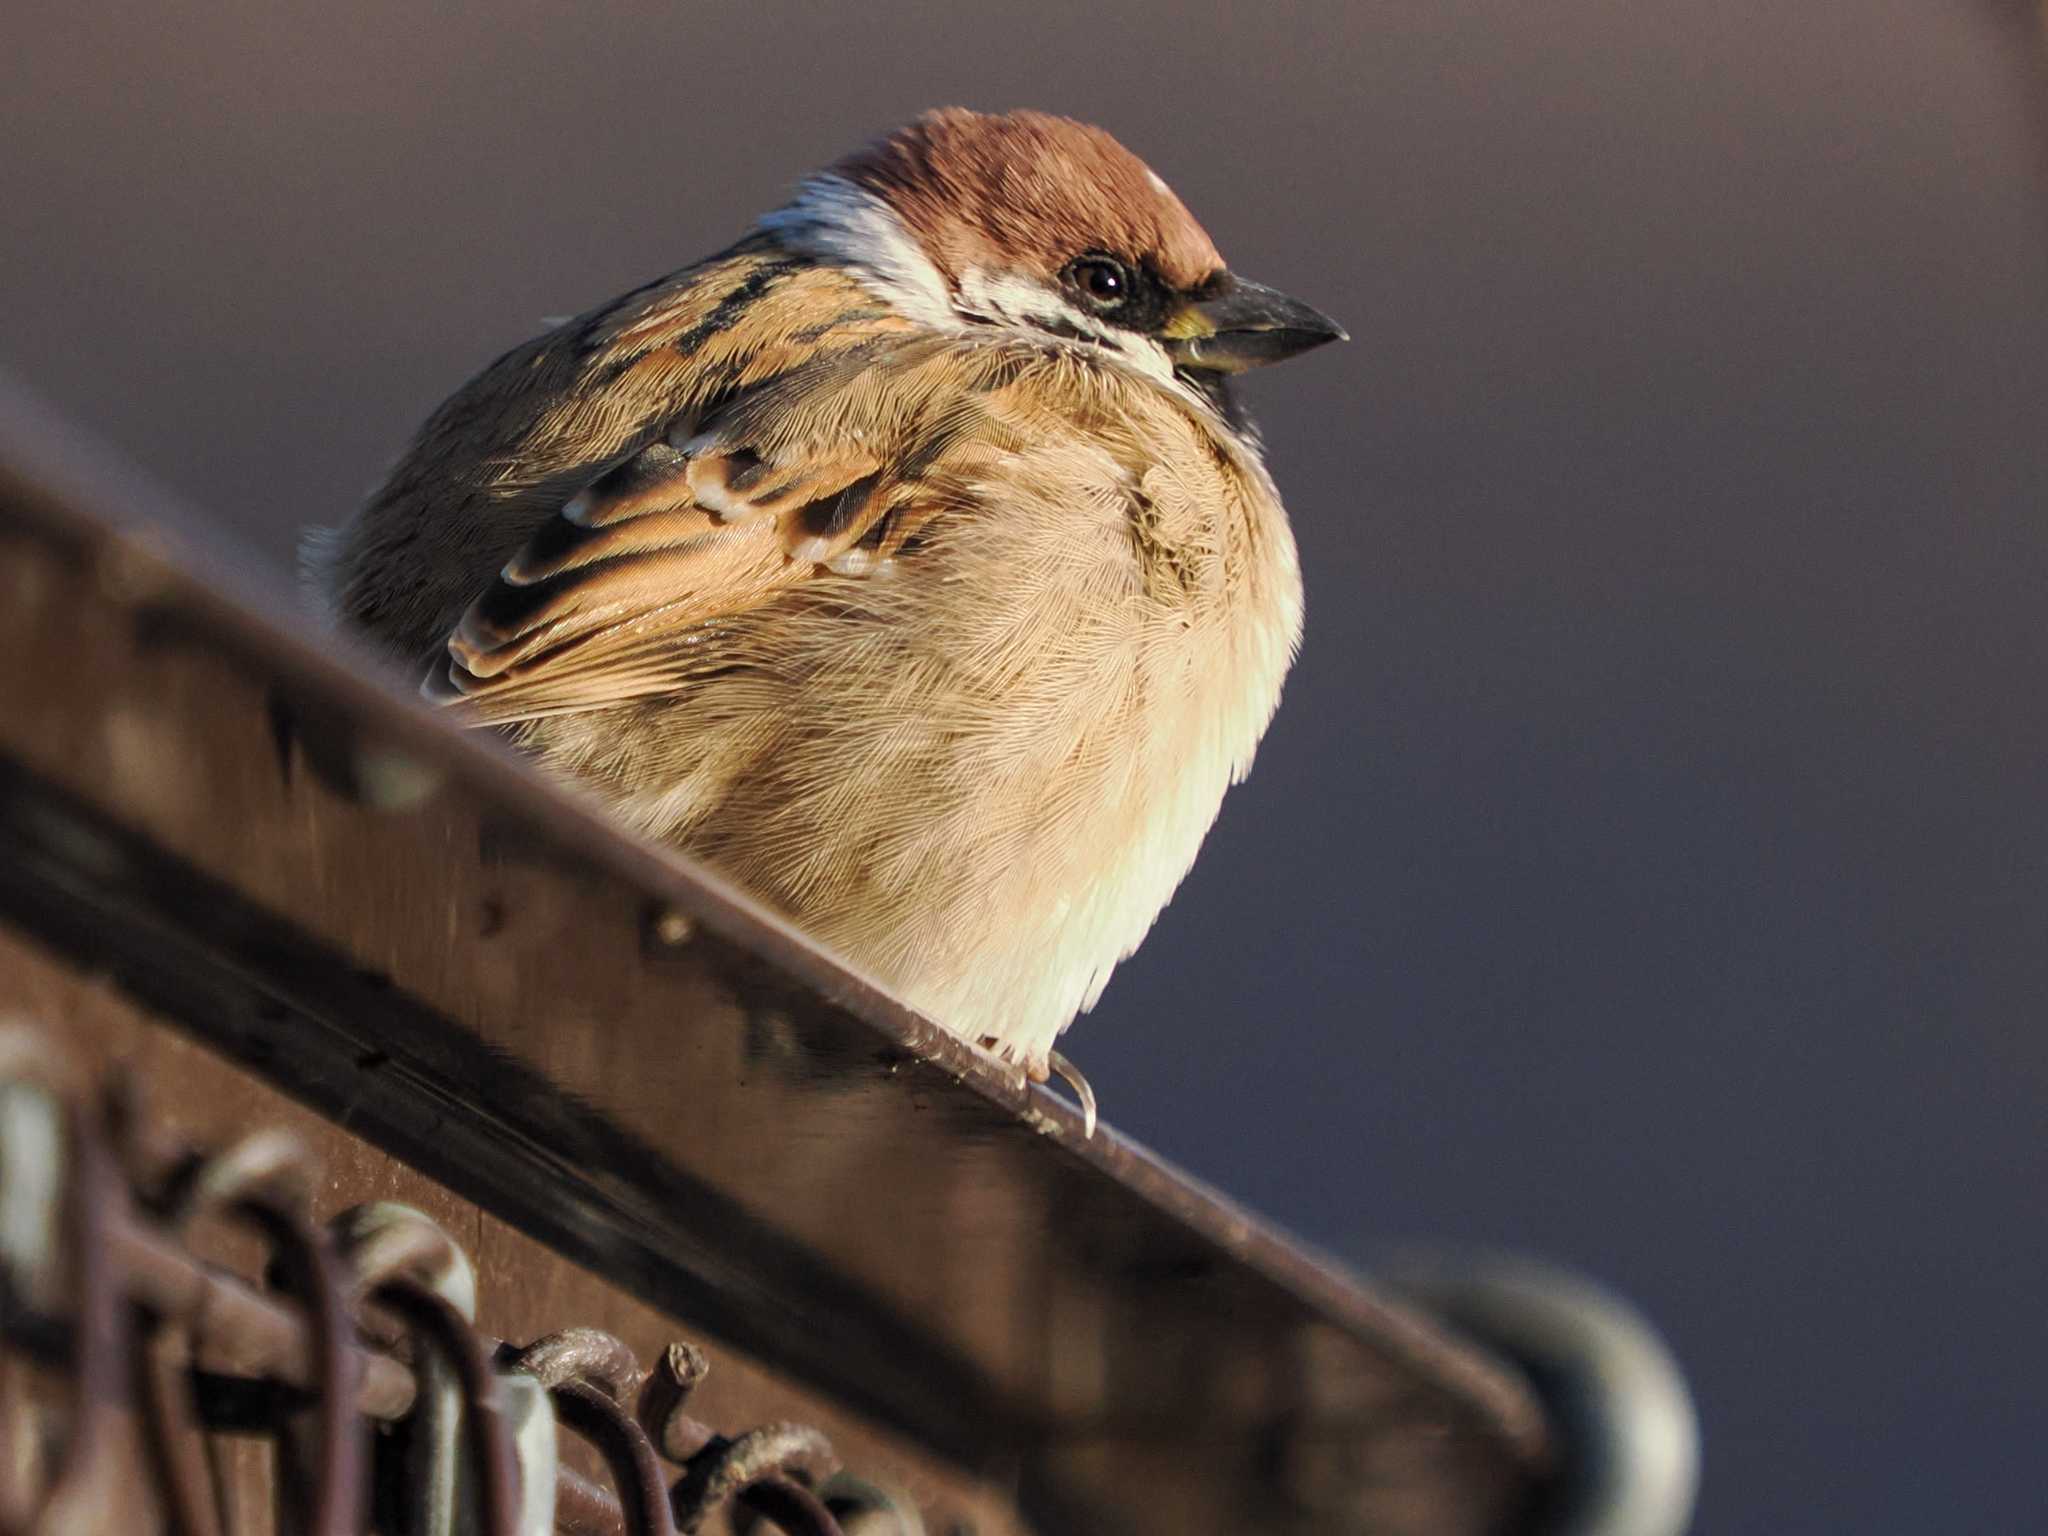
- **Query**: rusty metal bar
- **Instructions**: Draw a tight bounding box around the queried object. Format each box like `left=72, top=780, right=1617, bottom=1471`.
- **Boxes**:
left=0, top=1039, right=869, bottom=1536
left=5, top=1192, right=829, bottom=1536
left=109, top=1206, right=418, bottom=1420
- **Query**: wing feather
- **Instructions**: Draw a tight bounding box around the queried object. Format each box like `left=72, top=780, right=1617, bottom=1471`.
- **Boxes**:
left=425, top=325, right=1017, bottom=724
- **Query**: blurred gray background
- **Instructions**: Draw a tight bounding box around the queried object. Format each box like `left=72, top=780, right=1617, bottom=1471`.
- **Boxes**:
left=6, top=3, right=2046, bottom=1529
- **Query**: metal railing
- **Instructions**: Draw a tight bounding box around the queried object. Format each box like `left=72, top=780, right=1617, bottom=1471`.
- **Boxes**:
left=0, top=1024, right=896, bottom=1536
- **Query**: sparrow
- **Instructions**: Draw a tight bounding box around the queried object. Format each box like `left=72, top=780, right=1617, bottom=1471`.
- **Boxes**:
left=305, top=109, right=1342, bottom=1130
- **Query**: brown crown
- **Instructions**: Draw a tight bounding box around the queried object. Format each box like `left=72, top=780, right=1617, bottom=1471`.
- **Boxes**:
left=832, top=108, right=1226, bottom=292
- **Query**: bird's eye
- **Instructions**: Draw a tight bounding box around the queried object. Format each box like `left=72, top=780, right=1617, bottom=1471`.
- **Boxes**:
left=1067, top=257, right=1131, bottom=309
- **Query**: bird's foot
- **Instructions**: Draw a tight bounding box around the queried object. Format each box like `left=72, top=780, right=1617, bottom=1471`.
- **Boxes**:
left=1045, top=1049, right=1098, bottom=1139
left=977, top=1036, right=1097, bottom=1137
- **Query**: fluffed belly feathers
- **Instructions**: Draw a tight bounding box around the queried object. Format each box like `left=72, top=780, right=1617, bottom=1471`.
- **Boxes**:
left=508, top=439, right=1300, bottom=1073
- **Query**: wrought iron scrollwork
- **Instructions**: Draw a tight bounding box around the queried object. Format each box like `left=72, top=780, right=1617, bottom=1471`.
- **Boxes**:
left=0, top=1024, right=877, bottom=1536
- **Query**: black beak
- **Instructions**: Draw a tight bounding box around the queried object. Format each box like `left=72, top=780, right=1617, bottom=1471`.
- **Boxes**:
left=1162, top=273, right=1347, bottom=373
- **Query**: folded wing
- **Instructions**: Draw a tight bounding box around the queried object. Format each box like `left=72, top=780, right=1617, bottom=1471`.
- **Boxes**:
left=426, top=333, right=1013, bottom=723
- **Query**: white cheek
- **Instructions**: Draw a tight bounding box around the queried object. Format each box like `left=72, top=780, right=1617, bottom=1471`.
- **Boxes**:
left=759, top=187, right=1180, bottom=386
left=955, top=268, right=1066, bottom=328
left=956, top=268, right=1176, bottom=383
left=1105, top=333, right=1176, bottom=384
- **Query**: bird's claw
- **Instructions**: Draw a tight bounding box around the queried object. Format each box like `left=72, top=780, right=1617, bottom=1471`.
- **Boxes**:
left=1047, top=1049, right=1098, bottom=1138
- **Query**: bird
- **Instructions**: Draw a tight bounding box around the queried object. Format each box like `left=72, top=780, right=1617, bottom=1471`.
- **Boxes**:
left=305, top=108, right=1343, bottom=1133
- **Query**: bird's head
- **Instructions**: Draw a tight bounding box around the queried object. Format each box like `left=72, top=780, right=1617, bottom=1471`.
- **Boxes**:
left=762, top=109, right=1344, bottom=393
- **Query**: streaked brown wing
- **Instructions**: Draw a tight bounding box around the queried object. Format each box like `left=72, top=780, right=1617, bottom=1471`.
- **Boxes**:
left=425, top=332, right=1000, bottom=723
